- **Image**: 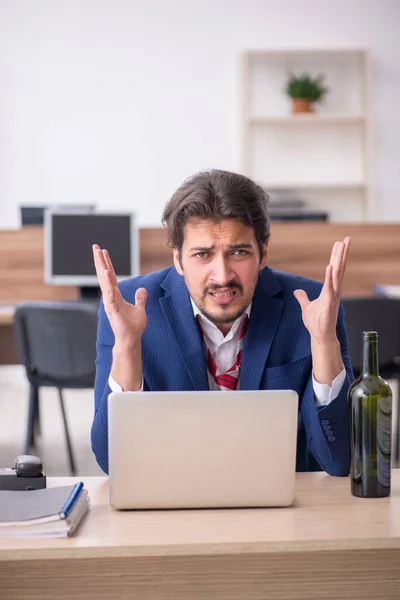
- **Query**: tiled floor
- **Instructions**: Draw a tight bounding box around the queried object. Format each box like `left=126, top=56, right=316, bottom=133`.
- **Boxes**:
left=0, top=365, right=103, bottom=476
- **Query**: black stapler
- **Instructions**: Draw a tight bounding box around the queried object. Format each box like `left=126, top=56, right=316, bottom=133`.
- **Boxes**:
left=0, top=455, right=46, bottom=491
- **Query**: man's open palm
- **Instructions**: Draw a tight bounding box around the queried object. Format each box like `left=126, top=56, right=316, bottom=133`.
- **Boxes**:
left=293, top=238, right=351, bottom=344
left=92, top=244, right=147, bottom=344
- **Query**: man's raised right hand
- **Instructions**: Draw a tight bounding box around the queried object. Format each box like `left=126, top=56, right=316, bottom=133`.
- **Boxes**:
left=92, top=244, right=147, bottom=345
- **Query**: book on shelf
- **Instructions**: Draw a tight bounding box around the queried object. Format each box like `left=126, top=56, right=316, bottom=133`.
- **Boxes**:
left=270, top=210, right=328, bottom=222
left=267, top=188, right=306, bottom=207
left=0, top=482, right=90, bottom=538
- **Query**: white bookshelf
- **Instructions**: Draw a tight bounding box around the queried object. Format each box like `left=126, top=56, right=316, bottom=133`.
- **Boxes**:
left=240, top=49, right=372, bottom=222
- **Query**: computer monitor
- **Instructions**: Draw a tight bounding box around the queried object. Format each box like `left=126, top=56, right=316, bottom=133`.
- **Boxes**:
left=44, top=210, right=138, bottom=298
left=21, top=204, right=96, bottom=226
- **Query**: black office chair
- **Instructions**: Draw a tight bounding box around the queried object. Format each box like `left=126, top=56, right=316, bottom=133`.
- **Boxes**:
left=13, top=301, right=98, bottom=475
left=343, top=297, right=400, bottom=378
left=342, top=296, right=400, bottom=463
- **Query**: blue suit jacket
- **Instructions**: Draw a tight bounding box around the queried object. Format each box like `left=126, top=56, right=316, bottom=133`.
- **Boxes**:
left=91, top=266, right=353, bottom=475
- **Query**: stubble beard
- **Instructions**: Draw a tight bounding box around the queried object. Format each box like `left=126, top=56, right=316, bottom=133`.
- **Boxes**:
left=196, top=281, right=253, bottom=327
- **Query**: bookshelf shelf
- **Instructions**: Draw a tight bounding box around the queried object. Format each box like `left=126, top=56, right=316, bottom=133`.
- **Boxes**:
left=240, top=49, right=372, bottom=222
left=248, top=115, right=366, bottom=125
left=264, top=182, right=366, bottom=191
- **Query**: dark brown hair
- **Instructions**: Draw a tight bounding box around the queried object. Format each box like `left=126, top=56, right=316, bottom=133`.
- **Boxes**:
left=161, top=169, right=270, bottom=259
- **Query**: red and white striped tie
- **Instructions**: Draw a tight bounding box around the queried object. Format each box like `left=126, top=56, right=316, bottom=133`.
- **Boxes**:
left=197, top=314, right=249, bottom=391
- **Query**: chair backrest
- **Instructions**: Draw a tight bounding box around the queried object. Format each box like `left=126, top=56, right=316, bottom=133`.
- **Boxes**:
left=342, top=297, right=400, bottom=376
left=14, top=301, right=99, bottom=388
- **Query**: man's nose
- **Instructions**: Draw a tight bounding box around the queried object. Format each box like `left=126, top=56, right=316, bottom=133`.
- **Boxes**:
left=211, top=256, right=235, bottom=284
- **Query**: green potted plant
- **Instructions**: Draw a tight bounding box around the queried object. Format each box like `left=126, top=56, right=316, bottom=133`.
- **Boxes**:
left=285, top=73, right=328, bottom=113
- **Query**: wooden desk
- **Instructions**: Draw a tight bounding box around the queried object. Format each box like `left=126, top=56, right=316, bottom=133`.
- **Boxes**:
left=0, top=306, right=17, bottom=364
left=1, top=222, right=400, bottom=365
left=1, top=472, right=400, bottom=599
left=2, top=224, right=400, bottom=302
left=0, top=306, right=15, bottom=326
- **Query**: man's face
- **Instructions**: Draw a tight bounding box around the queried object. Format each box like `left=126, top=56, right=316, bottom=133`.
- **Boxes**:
left=173, top=218, right=268, bottom=334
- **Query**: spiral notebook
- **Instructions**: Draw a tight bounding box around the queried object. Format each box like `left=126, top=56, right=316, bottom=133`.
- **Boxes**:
left=0, top=482, right=90, bottom=538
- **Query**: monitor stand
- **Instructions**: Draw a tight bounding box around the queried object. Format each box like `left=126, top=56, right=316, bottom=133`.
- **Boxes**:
left=79, top=286, right=101, bottom=301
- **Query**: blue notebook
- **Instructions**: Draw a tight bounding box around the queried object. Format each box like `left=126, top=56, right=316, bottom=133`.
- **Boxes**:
left=0, top=483, right=90, bottom=537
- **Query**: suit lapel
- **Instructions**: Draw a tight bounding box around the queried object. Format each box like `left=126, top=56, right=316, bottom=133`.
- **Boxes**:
left=240, top=268, right=284, bottom=390
left=160, top=269, right=209, bottom=390
left=158, top=266, right=284, bottom=391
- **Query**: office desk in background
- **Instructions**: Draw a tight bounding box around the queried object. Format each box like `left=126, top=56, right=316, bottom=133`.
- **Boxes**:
left=374, top=284, right=400, bottom=299
left=1, top=472, right=400, bottom=599
left=2, top=223, right=400, bottom=365
left=1, top=223, right=400, bottom=303
left=0, top=305, right=16, bottom=364
left=0, top=306, right=14, bottom=326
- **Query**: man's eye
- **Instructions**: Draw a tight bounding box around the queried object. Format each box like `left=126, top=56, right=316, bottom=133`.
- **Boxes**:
left=195, top=252, right=210, bottom=259
left=233, top=250, right=248, bottom=256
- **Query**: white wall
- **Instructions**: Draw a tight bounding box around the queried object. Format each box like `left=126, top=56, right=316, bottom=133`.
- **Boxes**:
left=0, top=0, right=399, bottom=228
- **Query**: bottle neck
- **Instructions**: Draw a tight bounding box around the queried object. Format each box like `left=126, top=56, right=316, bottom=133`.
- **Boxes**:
left=362, top=332, right=379, bottom=377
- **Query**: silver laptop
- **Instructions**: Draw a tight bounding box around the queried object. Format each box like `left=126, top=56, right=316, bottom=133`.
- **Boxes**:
left=108, top=389, right=299, bottom=509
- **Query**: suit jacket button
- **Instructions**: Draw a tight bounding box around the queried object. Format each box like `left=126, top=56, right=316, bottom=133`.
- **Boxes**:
left=321, top=419, right=330, bottom=426
left=328, top=435, right=336, bottom=442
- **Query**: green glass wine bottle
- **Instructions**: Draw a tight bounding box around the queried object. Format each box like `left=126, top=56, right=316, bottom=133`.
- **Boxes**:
left=348, top=331, right=392, bottom=498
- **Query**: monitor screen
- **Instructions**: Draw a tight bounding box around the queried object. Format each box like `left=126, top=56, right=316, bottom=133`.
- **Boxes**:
left=45, top=212, right=138, bottom=285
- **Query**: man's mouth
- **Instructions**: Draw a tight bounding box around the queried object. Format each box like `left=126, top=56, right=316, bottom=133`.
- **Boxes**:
left=209, top=290, right=237, bottom=298
left=207, top=287, right=239, bottom=305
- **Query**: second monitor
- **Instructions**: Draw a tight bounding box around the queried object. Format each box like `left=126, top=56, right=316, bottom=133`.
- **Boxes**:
left=44, top=211, right=138, bottom=299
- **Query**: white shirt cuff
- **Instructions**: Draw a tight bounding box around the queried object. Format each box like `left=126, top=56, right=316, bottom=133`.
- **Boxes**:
left=312, top=367, right=346, bottom=407
left=109, top=369, right=346, bottom=401
left=108, top=373, right=144, bottom=393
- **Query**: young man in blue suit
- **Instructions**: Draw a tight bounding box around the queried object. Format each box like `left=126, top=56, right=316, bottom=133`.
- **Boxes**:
left=91, top=169, right=353, bottom=475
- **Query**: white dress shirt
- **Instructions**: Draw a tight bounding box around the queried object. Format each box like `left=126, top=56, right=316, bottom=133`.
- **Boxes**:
left=109, top=299, right=346, bottom=405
